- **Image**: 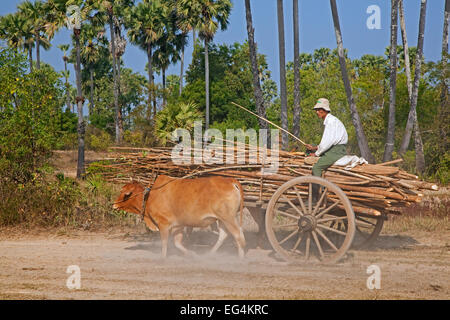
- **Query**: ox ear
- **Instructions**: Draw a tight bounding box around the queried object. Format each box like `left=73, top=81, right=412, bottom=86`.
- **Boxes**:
left=124, top=191, right=132, bottom=198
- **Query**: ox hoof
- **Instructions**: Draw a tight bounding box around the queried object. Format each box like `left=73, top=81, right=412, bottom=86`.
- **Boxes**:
left=184, top=250, right=198, bottom=258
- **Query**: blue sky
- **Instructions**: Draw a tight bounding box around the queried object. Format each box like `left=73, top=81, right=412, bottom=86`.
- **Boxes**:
left=0, top=0, right=447, bottom=91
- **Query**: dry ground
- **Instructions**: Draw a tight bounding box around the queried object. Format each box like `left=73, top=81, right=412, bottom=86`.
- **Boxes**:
left=0, top=218, right=448, bottom=300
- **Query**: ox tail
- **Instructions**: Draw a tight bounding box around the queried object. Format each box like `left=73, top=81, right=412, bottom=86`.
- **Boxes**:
left=235, top=181, right=244, bottom=227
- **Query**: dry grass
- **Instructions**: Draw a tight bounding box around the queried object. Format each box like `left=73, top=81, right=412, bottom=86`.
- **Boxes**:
left=383, top=189, right=450, bottom=234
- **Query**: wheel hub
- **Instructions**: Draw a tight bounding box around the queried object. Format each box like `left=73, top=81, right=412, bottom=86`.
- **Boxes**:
left=298, top=215, right=316, bottom=232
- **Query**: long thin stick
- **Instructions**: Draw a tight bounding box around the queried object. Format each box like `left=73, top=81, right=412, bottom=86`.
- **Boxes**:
left=231, top=101, right=308, bottom=146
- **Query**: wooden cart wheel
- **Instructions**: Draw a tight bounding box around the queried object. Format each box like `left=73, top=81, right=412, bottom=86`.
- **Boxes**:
left=265, top=176, right=355, bottom=264
left=352, top=213, right=386, bottom=249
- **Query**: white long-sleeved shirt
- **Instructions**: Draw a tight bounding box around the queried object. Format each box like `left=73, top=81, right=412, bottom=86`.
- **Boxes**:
left=315, top=113, right=348, bottom=156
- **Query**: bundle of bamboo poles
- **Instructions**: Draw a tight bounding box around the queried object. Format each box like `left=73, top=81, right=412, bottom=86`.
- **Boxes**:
left=89, top=143, right=439, bottom=217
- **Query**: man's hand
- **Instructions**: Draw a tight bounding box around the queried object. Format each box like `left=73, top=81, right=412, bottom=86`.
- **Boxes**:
left=306, top=144, right=318, bottom=151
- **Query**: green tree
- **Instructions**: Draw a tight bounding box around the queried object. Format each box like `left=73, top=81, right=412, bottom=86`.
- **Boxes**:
left=57, top=44, right=73, bottom=112
left=0, top=48, right=64, bottom=182
left=126, top=0, right=166, bottom=119
left=155, top=101, right=202, bottom=145
left=18, top=0, right=48, bottom=70
left=178, top=0, right=232, bottom=130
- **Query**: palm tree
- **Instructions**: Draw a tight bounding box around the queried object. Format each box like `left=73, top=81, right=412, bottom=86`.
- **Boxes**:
left=398, top=0, right=425, bottom=173
left=126, top=0, right=166, bottom=119
left=45, top=0, right=94, bottom=179
left=178, top=0, right=232, bottom=130
left=438, top=0, right=450, bottom=165
left=18, top=0, right=47, bottom=70
left=0, top=13, right=34, bottom=73
left=399, top=0, right=428, bottom=161
left=244, top=0, right=268, bottom=136
left=153, top=32, right=186, bottom=107
left=383, top=0, right=398, bottom=162
left=78, top=24, right=105, bottom=117
left=277, top=0, right=288, bottom=150
left=292, top=0, right=301, bottom=139
left=57, top=44, right=72, bottom=112
left=89, top=0, right=135, bottom=144
left=173, top=0, right=198, bottom=96
left=329, top=0, right=374, bottom=163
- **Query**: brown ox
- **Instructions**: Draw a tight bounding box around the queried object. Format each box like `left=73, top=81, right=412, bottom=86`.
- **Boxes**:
left=113, top=175, right=246, bottom=258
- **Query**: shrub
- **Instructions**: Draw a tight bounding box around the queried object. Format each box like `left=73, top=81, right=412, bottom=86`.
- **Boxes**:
left=86, top=126, right=113, bottom=151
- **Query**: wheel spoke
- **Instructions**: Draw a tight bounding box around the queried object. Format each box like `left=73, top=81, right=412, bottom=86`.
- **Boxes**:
left=308, top=183, right=312, bottom=214
left=315, top=228, right=338, bottom=252
left=276, top=222, right=299, bottom=229
left=312, top=187, right=328, bottom=216
left=281, top=195, right=304, bottom=217
left=311, top=231, right=324, bottom=260
left=294, top=186, right=308, bottom=216
left=317, top=216, right=348, bottom=224
left=292, top=233, right=303, bottom=252
left=305, top=233, right=311, bottom=260
left=315, top=200, right=340, bottom=219
left=317, top=223, right=347, bottom=236
left=275, top=209, right=300, bottom=221
left=278, top=229, right=298, bottom=245
left=355, top=216, right=377, bottom=229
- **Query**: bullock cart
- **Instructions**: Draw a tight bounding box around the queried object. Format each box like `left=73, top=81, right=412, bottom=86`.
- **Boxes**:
left=91, top=145, right=438, bottom=264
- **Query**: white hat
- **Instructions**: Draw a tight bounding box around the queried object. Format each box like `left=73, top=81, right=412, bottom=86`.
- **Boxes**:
left=313, top=98, right=331, bottom=112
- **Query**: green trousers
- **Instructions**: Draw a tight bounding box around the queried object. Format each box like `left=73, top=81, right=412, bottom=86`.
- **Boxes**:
left=312, top=144, right=346, bottom=177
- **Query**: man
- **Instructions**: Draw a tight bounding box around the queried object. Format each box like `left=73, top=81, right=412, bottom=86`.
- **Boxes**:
left=306, top=98, right=348, bottom=198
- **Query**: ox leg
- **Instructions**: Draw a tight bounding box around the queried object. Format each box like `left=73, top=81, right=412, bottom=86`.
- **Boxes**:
left=173, top=227, right=196, bottom=257
left=221, top=219, right=246, bottom=259
left=209, top=221, right=228, bottom=254
left=159, top=227, right=170, bottom=258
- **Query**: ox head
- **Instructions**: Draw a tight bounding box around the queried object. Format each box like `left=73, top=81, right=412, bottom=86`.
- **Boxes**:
left=113, top=181, right=145, bottom=214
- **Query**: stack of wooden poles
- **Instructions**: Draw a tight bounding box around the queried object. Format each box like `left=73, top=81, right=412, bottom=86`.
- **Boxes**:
left=90, top=143, right=439, bottom=217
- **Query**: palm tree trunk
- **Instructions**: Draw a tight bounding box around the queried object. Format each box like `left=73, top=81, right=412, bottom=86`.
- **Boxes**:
left=330, top=0, right=375, bottom=163
left=147, top=43, right=155, bottom=120
left=89, top=67, right=94, bottom=116
left=116, top=56, right=123, bottom=135
left=179, top=44, right=185, bottom=96
left=35, top=31, right=40, bottom=70
left=399, top=0, right=427, bottom=156
left=74, top=29, right=85, bottom=179
left=110, top=15, right=121, bottom=145
left=399, top=0, right=412, bottom=98
left=162, top=68, right=166, bottom=107
left=28, top=43, right=33, bottom=73
left=399, top=0, right=425, bottom=173
left=383, top=0, right=398, bottom=162
left=205, top=38, right=210, bottom=130
left=277, top=0, right=289, bottom=150
left=293, top=0, right=301, bottom=139
left=244, top=0, right=268, bottom=135
left=64, top=59, right=71, bottom=112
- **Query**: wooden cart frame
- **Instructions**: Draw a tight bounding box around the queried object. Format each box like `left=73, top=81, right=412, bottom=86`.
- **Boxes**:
left=244, top=175, right=386, bottom=264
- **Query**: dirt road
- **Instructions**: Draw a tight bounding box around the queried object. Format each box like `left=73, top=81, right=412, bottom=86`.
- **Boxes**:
left=0, top=225, right=448, bottom=300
